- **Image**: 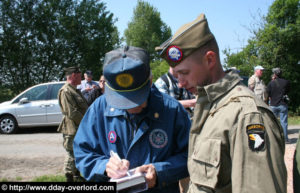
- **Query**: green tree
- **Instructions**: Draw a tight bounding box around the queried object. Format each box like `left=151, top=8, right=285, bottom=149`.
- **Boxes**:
left=59, top=0, right=120, bottom=79
left=224, top=0, right=300, bottom=113
left=223, top=39, right=260, bottom=77
left=124, top=0, right=171, bottom=61
left=0, top=0, right=119, bottom=96
left=150, top=60, right=169, bottom=82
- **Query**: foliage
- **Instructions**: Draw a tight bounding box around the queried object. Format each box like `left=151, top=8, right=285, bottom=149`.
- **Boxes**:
left=124, top=0, right=171, bottom=61
left=0, top=0, right=119, bottom=95
left=0, top=87, right=14, bottom=102
left=150, top=59, right=169, bottom=82
left=223, top=0, right=300, bottom=114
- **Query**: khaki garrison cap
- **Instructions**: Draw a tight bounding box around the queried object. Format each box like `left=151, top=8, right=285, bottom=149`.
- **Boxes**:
left=156, top=14, right=215, bottom=67
left=63, top=66, right=81, bottom=75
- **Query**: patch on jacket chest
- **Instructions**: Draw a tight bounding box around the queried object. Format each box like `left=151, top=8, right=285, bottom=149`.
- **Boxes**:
left=149, top=129, right=168, bottom=148
left=108, top=131, right=117, bottom=143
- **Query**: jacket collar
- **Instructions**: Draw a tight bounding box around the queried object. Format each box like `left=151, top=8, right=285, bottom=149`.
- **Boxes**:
left=197, top=71, right=242, bottom=102
left=66, top=82, right=77, bottom=90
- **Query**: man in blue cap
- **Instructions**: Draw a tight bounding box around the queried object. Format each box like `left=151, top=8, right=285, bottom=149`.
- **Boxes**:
left=73, top=46, right=190, bottom=193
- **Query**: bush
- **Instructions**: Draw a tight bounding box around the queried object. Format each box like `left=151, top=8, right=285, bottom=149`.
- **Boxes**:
left=150, top=60, right=169, bottom=81
left=0, top=87, right=15, bottom=103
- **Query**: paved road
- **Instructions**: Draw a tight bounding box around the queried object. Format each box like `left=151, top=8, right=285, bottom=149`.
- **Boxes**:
left=0, top=127, right=65, bottom=181
left=287, top=125, right=300, bottom=144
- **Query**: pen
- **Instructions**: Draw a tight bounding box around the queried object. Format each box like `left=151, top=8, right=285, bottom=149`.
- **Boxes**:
left=110, top=150, right=131, bottom=176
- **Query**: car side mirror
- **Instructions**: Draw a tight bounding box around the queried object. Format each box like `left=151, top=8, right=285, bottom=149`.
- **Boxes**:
left=19, top=97, right=29, bottom=104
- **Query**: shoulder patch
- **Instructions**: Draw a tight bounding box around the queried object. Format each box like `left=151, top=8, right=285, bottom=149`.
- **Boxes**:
left=246, top=124, right=265, bottom=151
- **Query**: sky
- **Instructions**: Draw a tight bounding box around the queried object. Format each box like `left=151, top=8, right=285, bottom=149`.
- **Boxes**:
left=103, top=0, right=275, bottom=63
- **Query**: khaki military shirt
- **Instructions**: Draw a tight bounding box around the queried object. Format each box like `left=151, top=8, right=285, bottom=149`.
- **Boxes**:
left=248, top=74, right=267, bottom=101
left=188, top=72, right=286, bottom=193
left=58, top=83, right=88, bottom=135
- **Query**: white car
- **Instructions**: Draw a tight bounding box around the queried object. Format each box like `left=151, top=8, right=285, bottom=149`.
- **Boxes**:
left=0, top=82, right=65, bottom=134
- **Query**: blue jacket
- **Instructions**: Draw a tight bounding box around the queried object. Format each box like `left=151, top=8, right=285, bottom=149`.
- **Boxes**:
left=73, top=85, right=191, bottom=192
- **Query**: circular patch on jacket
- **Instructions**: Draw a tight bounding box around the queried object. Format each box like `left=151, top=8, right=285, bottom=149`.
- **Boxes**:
left=116, top=73, right=134, bottom=88
left=167, top=46, right=182, bottom=62
left=108, top=131, right=117, bottom=143
left=149, top=129, right=168, bottom=148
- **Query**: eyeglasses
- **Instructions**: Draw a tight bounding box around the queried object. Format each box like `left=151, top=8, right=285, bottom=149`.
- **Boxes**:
left=100, top=80, right=105, bottom=83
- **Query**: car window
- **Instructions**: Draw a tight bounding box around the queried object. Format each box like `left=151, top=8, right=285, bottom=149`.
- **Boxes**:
left=49, top=83, right=64, bottom=100
left=14, top=85, right=48, bottom=103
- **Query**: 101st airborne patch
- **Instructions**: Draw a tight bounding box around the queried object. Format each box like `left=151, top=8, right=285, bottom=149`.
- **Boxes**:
left=246, top=124, right=266, bottom=151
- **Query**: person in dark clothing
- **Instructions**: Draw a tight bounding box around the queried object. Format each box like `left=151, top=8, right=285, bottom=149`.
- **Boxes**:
left=86, top=75, right=105, bottom=106
left=267, top=67, right=290, bottom=143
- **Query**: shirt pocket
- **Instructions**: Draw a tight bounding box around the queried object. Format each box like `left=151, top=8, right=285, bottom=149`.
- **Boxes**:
left=189, top=138, right=221, bottom=189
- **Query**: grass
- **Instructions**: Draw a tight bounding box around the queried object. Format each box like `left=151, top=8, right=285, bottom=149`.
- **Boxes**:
left=31, top=175, right=66, bottom=182
left=0, top=178, right=9, bottom=182
left=0, top=175, right=66, bottom=182
left=289, top=116, right=300, bottom=125
left=15, top=176, right=22, bottom=181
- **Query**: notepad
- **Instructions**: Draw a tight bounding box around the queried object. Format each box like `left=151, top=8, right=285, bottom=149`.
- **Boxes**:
left=110, top=169, right=148, bottom=193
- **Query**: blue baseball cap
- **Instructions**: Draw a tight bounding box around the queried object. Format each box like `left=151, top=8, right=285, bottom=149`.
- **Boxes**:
left=103, top=46, right=151, bottom=109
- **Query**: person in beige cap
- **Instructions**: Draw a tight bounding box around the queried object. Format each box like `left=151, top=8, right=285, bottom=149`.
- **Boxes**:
left=157, top=14, right=287, bottom=193
left=248, top=65, right=268, bottom=102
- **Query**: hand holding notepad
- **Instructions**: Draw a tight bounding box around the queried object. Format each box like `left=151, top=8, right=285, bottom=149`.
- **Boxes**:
left=108, top=151, right=148, bottom=192
left=110, top=168, right=148, bottom=193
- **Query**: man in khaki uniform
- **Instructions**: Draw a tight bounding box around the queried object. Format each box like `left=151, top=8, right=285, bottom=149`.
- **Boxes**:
left=58, top=66, right=88, bottom=182
left=156, top=14, right=287, bottom=193
left=248, top=65, right=268, bottom=102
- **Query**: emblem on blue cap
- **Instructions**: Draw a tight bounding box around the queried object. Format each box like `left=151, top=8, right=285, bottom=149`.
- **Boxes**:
left=167, top=46, right=182, bottom=62
left=149, top=129, right=168, bottom=148
left=116, top=73, right=134, bottom=88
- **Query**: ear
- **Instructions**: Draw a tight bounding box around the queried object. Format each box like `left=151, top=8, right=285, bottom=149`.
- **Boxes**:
left=205, top=51, right=216, bottom=69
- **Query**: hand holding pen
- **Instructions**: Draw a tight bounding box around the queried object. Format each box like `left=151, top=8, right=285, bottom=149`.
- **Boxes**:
left=105, top=150, right=130, bottom=179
